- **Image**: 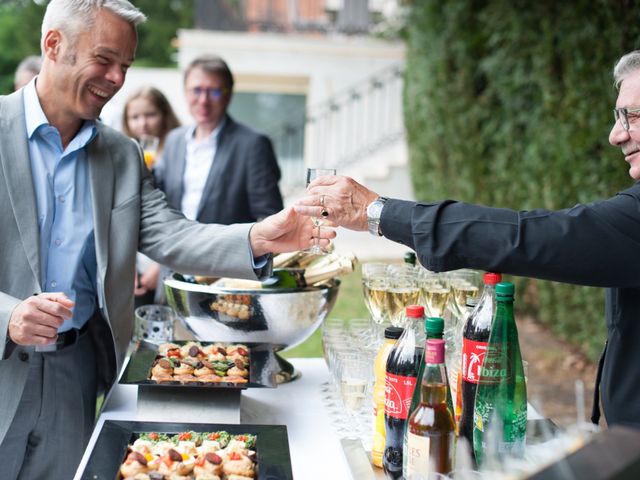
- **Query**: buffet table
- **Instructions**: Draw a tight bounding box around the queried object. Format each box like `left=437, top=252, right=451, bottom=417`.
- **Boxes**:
left=74, top=358, right=359, bottom=480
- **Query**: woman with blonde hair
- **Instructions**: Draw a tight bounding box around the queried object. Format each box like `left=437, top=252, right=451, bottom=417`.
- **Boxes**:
left=122, top=86, right=180, bottom=156
left=123, top=87, right=181, bottom=306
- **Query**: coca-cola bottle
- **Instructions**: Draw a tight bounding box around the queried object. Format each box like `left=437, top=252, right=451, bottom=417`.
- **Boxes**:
left=458, top=272, right=502, bottom=453
left=383, top=305, right=424, bottom=479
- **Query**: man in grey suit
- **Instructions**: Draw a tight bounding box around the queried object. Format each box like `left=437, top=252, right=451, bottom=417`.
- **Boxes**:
left=295, top=50, right=640, bottom=429
left=136, top=55, right=285, bottom=303
left=0, top=1, right=332, bottom=479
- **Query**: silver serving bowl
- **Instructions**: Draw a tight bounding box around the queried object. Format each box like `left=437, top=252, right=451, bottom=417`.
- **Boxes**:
left=164, top=274, right=340, bottom=382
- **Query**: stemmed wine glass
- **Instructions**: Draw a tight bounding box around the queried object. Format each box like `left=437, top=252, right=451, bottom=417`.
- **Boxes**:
left=306, top=167, right=336, bottom=254
left=139, top=135, right=160, bottom=169
left=338, top=353, right=372, bottom=440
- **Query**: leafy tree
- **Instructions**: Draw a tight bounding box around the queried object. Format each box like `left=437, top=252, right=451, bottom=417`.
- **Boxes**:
left=131, top=0, right=195, bottom=67
left=0, top=0, right=46, bottom=93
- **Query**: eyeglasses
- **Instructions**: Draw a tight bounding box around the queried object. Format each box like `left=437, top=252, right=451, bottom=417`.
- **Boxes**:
left=187, top=87, right=228, bottom=101
left=613, top=107, right=640, bottom=131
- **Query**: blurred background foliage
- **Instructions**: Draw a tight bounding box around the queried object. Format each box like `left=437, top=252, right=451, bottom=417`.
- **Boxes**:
left=404, top=0, right=640, bottom=359
left=0, top=0, right=193, bottom=94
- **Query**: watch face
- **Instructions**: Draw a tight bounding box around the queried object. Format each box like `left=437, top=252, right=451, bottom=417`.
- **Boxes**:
left=367, top=200, right=383, bottom=219
left=367, top=199, right=384, bottom=236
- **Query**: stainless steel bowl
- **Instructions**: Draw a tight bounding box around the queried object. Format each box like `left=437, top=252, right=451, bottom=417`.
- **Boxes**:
left=164, top=274, right=340, bottom=382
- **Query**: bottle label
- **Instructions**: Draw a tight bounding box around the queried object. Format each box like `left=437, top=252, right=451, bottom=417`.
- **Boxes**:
left=385, top=373, right=417, bottom=419
left=474, top=401, right=527, bottom=452
left=454, top=369, right=463, bottom=422
left=462, top=339, right=488, bottom=383
left=406, top=432, right=431, bottom=477
left=477, top=343, right=511, bottom=384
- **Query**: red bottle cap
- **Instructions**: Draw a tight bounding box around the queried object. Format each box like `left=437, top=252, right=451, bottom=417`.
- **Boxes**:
left=405, top=305, right=425, bottom=317
left=483, top=272, right=502, bottom=285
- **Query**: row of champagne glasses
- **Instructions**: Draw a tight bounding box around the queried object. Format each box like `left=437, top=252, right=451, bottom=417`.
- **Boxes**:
left=362, top=264, right=482, bottom=346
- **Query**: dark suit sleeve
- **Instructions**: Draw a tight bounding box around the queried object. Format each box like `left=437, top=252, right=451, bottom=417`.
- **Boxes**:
left=246, top=134, right=284, bottom=220
left=380, top=185, right=640, bottom=288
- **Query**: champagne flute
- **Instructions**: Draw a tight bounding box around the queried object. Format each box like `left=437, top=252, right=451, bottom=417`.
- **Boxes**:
left=306, top=167, right=336, bottom=254
left=139, top=135, right=160, bottom=169
left=338, top=353, right=372, bottom=439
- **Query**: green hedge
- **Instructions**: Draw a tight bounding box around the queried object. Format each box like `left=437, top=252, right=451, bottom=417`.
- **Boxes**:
left=404, top=0, right=640, bottom=360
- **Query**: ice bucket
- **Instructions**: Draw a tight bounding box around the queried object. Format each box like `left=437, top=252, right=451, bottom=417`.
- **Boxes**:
left=164, top=273, right=340, bottom=382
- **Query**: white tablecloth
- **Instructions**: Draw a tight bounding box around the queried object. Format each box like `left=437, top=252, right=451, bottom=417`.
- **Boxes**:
left=73, top=358, right=354, bottom=480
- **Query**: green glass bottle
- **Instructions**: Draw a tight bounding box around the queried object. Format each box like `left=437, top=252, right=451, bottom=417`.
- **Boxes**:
left=472, top=282, right=527, bottom=466
left=404, top=251, right=417, bottom=266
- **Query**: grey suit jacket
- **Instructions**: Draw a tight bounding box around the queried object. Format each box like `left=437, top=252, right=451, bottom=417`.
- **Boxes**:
left=154, top=116, right=283, bottom=224
left=0, top=91, right=266, bottom=444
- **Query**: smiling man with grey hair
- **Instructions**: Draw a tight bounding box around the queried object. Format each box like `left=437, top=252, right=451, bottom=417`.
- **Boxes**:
left=0, top=1, right=331, bottom=478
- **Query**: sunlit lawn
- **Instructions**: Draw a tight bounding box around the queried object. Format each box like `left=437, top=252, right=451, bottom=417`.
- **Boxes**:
left=281, top=265, right=369, bottom=358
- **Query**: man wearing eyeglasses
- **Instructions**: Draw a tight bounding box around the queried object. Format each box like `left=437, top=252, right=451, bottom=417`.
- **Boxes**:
left=155, top=54, right=283, bottom=225
left=295, top=50, right=640, bottom=428
left=140, top=55, right=284, bottom=302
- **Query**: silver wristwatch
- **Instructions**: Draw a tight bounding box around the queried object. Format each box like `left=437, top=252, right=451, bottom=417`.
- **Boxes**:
left=366, top=197, right=388, bottom=236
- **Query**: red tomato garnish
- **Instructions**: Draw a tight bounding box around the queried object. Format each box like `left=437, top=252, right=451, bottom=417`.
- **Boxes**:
left=229, top=451, right=242, bottom=461
left=148, top=432, right=159, bottom=441
left=236, top=435, right=247, bottom=441
left=178, top=432, right=192, bottom=441
left=207, top=432, right=220, bottom=440
left=167, top=349, right=181, bottom=358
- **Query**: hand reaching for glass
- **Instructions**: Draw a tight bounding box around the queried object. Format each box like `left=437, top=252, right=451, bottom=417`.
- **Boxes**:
left=249, top=206, right=337, bottom=257
left=294, top=175, right=380, bottom=232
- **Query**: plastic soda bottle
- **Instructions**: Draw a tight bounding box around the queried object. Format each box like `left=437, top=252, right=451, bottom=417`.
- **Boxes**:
left=473, top=282, right=527, bottom=466
left=383, top=305, right=424, bottom=479
left=372, top=326, right=404, bottom=468
left=459, top=272, right=501, bottom=452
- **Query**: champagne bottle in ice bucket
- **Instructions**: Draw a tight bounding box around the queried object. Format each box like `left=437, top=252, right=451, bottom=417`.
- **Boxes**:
left=472, top=282, right=527, bottom=466
left=213, top=252, right=356, bottom=289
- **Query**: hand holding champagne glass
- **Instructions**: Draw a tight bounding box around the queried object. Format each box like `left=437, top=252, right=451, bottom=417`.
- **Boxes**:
left=306, top=167, right=337, bottom=254
left=139, top=135, right=160, bottom=169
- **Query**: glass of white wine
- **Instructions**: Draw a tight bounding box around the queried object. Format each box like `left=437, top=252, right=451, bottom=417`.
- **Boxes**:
left=447, top=269, right=481, bottom=317
left=306, top=167, right=336, bottom=254
left=387, top=272, right=422, bottom=327
left=338, top=353, right=372, bottom=439
left=139, top=135, right=160, bottom=169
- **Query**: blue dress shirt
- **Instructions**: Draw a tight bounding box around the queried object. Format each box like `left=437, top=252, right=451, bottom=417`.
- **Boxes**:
left=23, top=79, right=98, bottom=333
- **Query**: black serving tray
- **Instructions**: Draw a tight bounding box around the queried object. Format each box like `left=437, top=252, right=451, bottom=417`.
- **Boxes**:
left=80, top=420, right=293, bottom=480
left=120, top=340, right=278, bottom=389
